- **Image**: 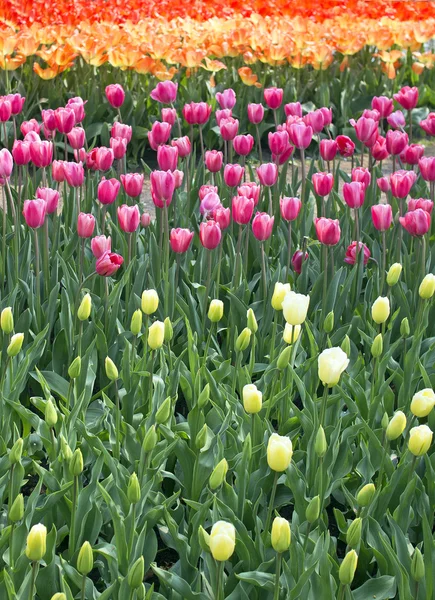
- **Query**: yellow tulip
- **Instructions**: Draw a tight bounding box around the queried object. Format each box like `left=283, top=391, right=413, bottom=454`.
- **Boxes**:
left=408, top=425, right=433, bottom=456
left=386, top=411, right=406, bottom=441
left=267, top=433, right=293, bottom=472
left=411, top=388, right=435, bottom=418
left=242, top=384, right=262, bottom=414
left=141, top=289, right=159, bottom=315
left=318, top=347, right=349, bottom=387
left=371, top=296, right=390, bottom=324
left=25, top=524, right=47, bottom=561
left=148, top=321, right=165, bottom=350
left=282, top=292, right=310, bottom=326
left=283, top=323, right=301, bottom=345
left=271, top=282, right=291, bottom=311
left=271, top=517, right=291, bottom=553
left=209, top=521, right=236, bottom=561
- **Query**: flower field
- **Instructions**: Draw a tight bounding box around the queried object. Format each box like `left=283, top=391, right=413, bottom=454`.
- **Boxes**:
left=1, top=1, right=435, bottom=600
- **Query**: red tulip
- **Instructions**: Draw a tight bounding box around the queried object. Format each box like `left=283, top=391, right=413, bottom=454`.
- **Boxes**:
left=212, top=206, right=231, bottom=230
left=390, top=170, right=416, bottom=198
left=371, top=204, right=392, bottom=231
left=419, top=156, right=435, bottom=181
left=344, top=241, right=370, bottom=265
left=343, top=181, right=365, bottom=209
left=111, top=122, right=132, bottom=142
left=171, top=136, right=191, bottom=158
left=105, top=84, right=125, bottom=108
left=399, top=208, right=431, bottom=236
left=77, top=213, right=95, bottom=238
left=252, top=212, right=274, bottom=241
left=371, top=96, right=393, bottom=118
left=386, top=130, right=408, bottom=156
left=150, top=81, right=178, bottom=104
left=247, top=103, right=264, bottom=124
left=117, top=204, right=140, bottom=233
left=312, top=172, right=333, bottom=197
left=400, top=144, right=425, bottom=165
left=182, top=102, right=212, bottom=125
left=420, top=113, right=435, bottom=136
left=272, top=144, right=294, bottom=165
left=224, top=164, right=244, bottom=187
left=320, top=139, right=338, bottom=161
left=110, top=137, right=128, bottom=159
left=351, top=167, right=371, bottom=188
left=12, top=140, right=30, bottom=166
left=36, top=187, right=59, bottom=214
left=22, top=199, right=46, bottom=228
left=371, top=136, right=389, bottom=162
left=264, top=87, right=283, bottom=110
left=64, top=161, right=85, bottom=188
left=377, top=177, right=390, bottom=193
left=199, top=220, right=221, bottom=249
left=280, top=196, right=301, bottom=221
left=284, top=102, right=302, bottom=118
left=91, top=235, right=111, bottom=258
left=150, top=170, right=175, bottom=207
left=292, top=249, right=308, bottom=274
left=408, top=198, right=433, bottom=213
left=150, top=121, right=172, bottom=146
left=238, top=183, right=260, bottom=206
left=394, top=86, right=418, bottom=111
left=268, top=130, right=289, bottom=156
left=257, top=162, right=278, bottom=186
left=67, top=127, right=85, bottom=150
left=98, top=177, right=121, bottom=205
left=288, top=122, right=313, bottom=149
left=54, top=107, right=75, bottom=134
left=233, top=134, right=254, bottom=156
left=96, top=251, right=124, bottom=276
left=232, top=195, right=254, bottom=225
left=314, top=217, right=340, bottom=245
left=0, top=148, right=13, bottom=179
left=387, top=110, right=406, bottom=129
left=170, top=228, right=194, bottom=253
left=121, top=173, right=144, bottom=198
left=173, top=169, right=184, bottom=189
left=161, top=108, right=177, bottom=125
left=336, top=135, right=355, bottom=157
left=157, top=145, right=178, bottom=171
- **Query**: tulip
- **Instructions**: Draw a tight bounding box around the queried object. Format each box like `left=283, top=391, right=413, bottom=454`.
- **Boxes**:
left=98, top=177, right=120, bottom=205
left=336, top=135, right=355, bottom=157
left=314, top=217, right=340, bottom=245
left=267, top=433, right=293, bottom=471
left=257, top=163, right=278, bottom=187
left=21, top=119, right=40, bottom=136
left=150, top=170, right=175, bottom=207
left=117, top=204, right=140, bottom=233
left=411, top=389, right=435, bottom=418
left=77, top=213, right=95, bottom=238
left=54, top=107, right=75, bottom=135
left=351, top=167, right=371, bottom=189
left=94, top=147, right=114, bottom=171
left=418, top=156, right=435, bottom=181
left=247, top=103, right=264, bottom=124
left=171, top=136, right=191, bottom=158
left=350, top=116, right=378, bottom=144
left=220, top=117, right=239, bottom=141
left=120, top=173, right=144, bottom=198
left=251, top=211, right=273, bottom=241
left=420, top=113, right=435, bottom=136
left=209, top=458, right=228, bottom=490
left=25, top=524, right=47, bottom=562
left=344, top=241, right=370, bottom=266
left=6, top=93, right=25, bottom=115
left=156, top=145, right=177, bottom=172
left=77, top=542, right=94, bottom=575
left=7, top=333, right=24, bottom=357
left=362, top=109, right=380, bottom=121
left=91, top=235, right=111, bottom=259
left=111, top=122, right=132, bottom=142
left=401, top=144, right=425, bottom=165
left=304, top=109, right=324, bottom=133
left=150, top=121, right=172, bottom=147
left=284, top=102, right=302, bottom=118
left=105, top=84, right=125, bottom=108
left=77, top=294, right=92, bottom=320
left=386, top=263, right=402, bottom=286
left=377, top=177, right=390, bottom=193
left=205, top=150, right=223, bottom=172
left=12, top=140, right=30, bottom=165
left=110, top=137, right=128, bottom=159
left=386, top=411, right=407, bottom=440
left=36, top=187, right=60, bottom=214
left=268, top=130, right=289, bottom=156
left=170, top=228, right=194, bottom=253
left=320, top=139, right=338, bottom=161
left=264, top=87, right=283, bottom=110
left=52, top=160, right=66, bottom=182
left=318, top=347, right=349, bottom=387
left=371, top=96, right=393, bottom=118
left=419, top=273, right=435, bottom=299
left=312, top=172, right=333, bottom=197
left=216, top=88, right=236, bottom=109
left=242, top=383, right=262, bottom=414
left=282, top=291, right=310, bottom=325
left=182, top=102, right=212, bottom=125
left=233, top=134, right=254, bottom=156
left=200, top=192, right=221, bottom=216
left=208, top=299, right=224, bottom=322
left=371, top=296, right=390, bottom=324
left=394, top=86, right=419, bottom=110
left=280, top=196, right=301, bottom=221
left=387, top=110, right=406, bottom=129
left=215, top=109, right=232, bottom=126
left=224, top=164, right=244, bottom=187
left=64, top=161, right=85, bottom=187
left=128, top=557, right=144, bottom=590
left=0, top=307, right=13, bottom=334
left=339, top=550, right=358, bottom=586
left=22, top=199, right=46, bottom=228
left=141, top=213, right=151, bottom=228
left=209, top=521, right=236, bottom=561
left=199, top=185, right=218, bottom=200
left=356, top=483, right=375, bottom=507
left=408, top=198, right=433, bottom=213
left=283, top=323, right=301, bottom=345
left=399, top=209, right=431, bottom=236
left=292, top=250, right=308, bottom=274
left=343, top=181, right=365, bottom=209
left=411, top=548, right=425, bottom=583
left=408, top=425, right=433, bottom=456
left=371, top=204, right=392, bottom=231
left=67, top=97, right=86, bottom=123
left=65, top=127, right=85, bottom=150
left=29, top=140, right=53, bottom=168
left=0, top=148, right=13, bottom=179
left=271, top=282, right=291, bottom=311
left=0, top=98, right=12, bottom=122
left=150, top=81, right=178, bottom=104
left=386, top=130, right=408, bottom=155
left=238, top=182, right=260, bottom=205
left=271, top=517, right=291, bottom=553
left=148, top=321, right=165, bottom=350
left=235, top=327, right=251, bottom=352
left=95, top=252, right=123, bottom=276
left=212, top=206, right=231, bottom=230
left=288, top=122, right=313, bottom=149
left=371, top=136, right=389, bottom=161
left=232, top=195, right=254, bottom=225
left=371, top=334, right=383, bottom=358
left=161, top=108, right=177, bottom=125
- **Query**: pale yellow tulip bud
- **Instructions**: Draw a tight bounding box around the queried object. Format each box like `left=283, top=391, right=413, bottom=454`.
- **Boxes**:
left=271, top=517, right=291, bottom=553
left=371, top=296, right=390, bottom=324
left=267, top=433, right=293, bottom=472
left=209, top=521, right=236, bottom=561
left=271, top=282, right=291, bottom=311
left=25, top=524, right=47, bottom=561
left=408, top=425, right=433, bottom=456
left=318, top=347, right=349, bottom=387
left=141, top=289, right=159, bottom=315
left=148, top=321, right=165, bottom=350
left=282, top=292, right=310, bottom=326
left=77, top=294, right=92, bottom=321
left=386, top=411, right=406, bottom=441
left=208, top=299, right=224, bottom=323
left=242, top=384, right=262, bottom=414
left=283, top=323, right=301, bottom=345
left=411, top=389, right=435, bottom=418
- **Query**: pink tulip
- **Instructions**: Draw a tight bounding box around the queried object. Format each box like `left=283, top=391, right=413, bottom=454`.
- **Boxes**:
left=41, top=110, right=56, bottom=132
left=110, top=137, right=128, bottom=159
left=105, top=84, right=125, bottom=108
left=182, top=102, right=212, bottom=125
left=157, top=145, right=178, bottom=171
left=371, top=136, right=389, bottom=161
left=220, top=117, right=239, bottom=141
left=200, top=191, right=221, bottom=216
left=36, top=187, right=59, bottom=214
left=151, top=121, right=172, bottom=146
left=371, top=204, right=392, bottom=231
left=212, top=206, right=231, bottom=230
left=141, top=213, right=152, bottom=228
left=394, top=86, right=418, bottom=111
left=171, top=136, right=191, bottom=158
left=24, top=132, right=41, bottom=144
left=344, top=242, right=370, bottom=265
left=216, top=88, right=236, bottom=109
left=320, top=139, right=338, bottom=161
left=91, top=235, right=111, bottom=258
left=199, top=220, right=221, bottom=249
left=304, top=109, right=324, bottom=134
left=86, top=149, right=98, bottom=171
left=238, top=183, right=261, bottom=206
left=350, top=116, right=378, bottom=145
left=77, top=213, right=95, bottom=238
left=205, top=150, right=223, bottom=173
left=161, top=107, right=177, bottom=125
left=224, top=164, right=244, bottom=187
left=173, top=169, right=184, bottom=189
left=170, top=228, right=194, bottom=253
left=64, top=162, right=85, bottom=188
left=312, top=172, right=333, bottom=197
left=0, top=148, right=13, bottom=179
left=111, top=122, right=132, bottom=142
left=6, top=93, right=25, bottom=115
left=351, top=167, right=371, bottom=189
left=387, top=110, right=406, bottom=129
left=362, top=109, right=380, bottom=122
left=386, top=130, right=408, bottom=155
left=419, top=156, right=435, bottom=181
left=320, top=107, right=333, bottom=127
left=247, top=103, right=264, bottom=124
left=252, top=212, right=274, bottom=241
left=29, top=141, right=53, bottom=168
left=343, top=181, right=365, bottom=209
left=399, top=209, right=431, bottom=236
left=292, top=249, right=309, bottom=274
left=377, top=177, right=390, bottom=193
left=280, top=196, right=301, bottom=221
left=257, top=163, right=278, bottom=187
left=96, top=251, right=124, bottom=276
left=54, top=107, right=75, bottom=134
left=22, top=199, right=46, bottom=228
left=67, top=127, right=85, bottom=150
left=117, top=204, right=140, bottom=232
left=400, top=144, right=425, bottom=165
left=95, top=147, right=114, bottom=171
left=52, top=160, right=66, bottom=182
left=232, top=195, right=254, bottom=225
left=215, top=109, right=232, bottom=126
left=150, top=170, right=175, bottom=207
left=264, top=87, right=283, bottom=110
left=273, top=144, right=294, bottom=165
left=233, top=134, right=254, bottom=156
left=0, top=98, right=11, bottom=122
left=199, top=185, right=218, bottom=200
left=268, top=130, right=289, bottom=156
left=315, top=217, right=340, bottom=245
left=390, top=170, right=416, bottom=198
left=288, top=122, right=313, bottom=149
left=66, top=97, right=86, bottom=123
left=12, top=140, right=30, bottom=166
left=371, top=96, right=393, bottom=118
left=408, top=198, right=433, bottom=213
left=21, top=119, right=40, bottom=136
left=336, top=135, right=355, bottom=157
left=284, top=102, right=302, bottom=118
left=98, top=177, right=121, bottom=205
left=74, top=149, right=87, bottom=165
left=420, top=113, right=435, bottom=136
left=150, top=81, right=178, bottom=104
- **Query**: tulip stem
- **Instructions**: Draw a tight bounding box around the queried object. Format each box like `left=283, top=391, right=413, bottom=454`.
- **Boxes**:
left=421, top=236, right=426, bottom=283
left=337, top=583, right=346, bottom=600
left=1, top=186, right=6, bottom=291
left=270, top=312, right=278, bottom=362
left=264, top=471, right=279, bottom=539
left=376, top=435, right=389, bottom=488
left=81, top=574, right=86, bottom=600
left=163, top=202, right=170, bottom=318
left=215, top=241, right=223, bottom=298
left=69, top=475, right=78, bottom=556
left=147, top=351, right=155, bottom=412
left=215, top=560, right=224, bottom=600
left=255, top=124, right=263, bottom=163
left=273, top=553, right=282, bottom=600
left=249, top=335, right=256, bottom=377
left=286, top=221, right=292, bottom=280
left=202, top=250, right=212, bottom=335
left=232, top=351, right=242, bottom=396
left=408, top=109, right=413, bottom=143
left=322, top=244, right=328, bottom=319
left=319, top=386, right=329, bottom=428
left=114, top=379, right=121, bottom=460
left=29, top=561, right=39, bottom=600
left=407, top=455, right=418, bottom=486
left=33, top=229, right=41, bottom=329
left=233, top=225, right=243, bottom=289
left=380, top=231, right=386, bottom=294
left=9, top=523, right=15, bottom=570
left=261, top=243, right=267, bottom=301
left=300, top=148, right=306, bottom=242
left=203, top=322, right=215, bottom=370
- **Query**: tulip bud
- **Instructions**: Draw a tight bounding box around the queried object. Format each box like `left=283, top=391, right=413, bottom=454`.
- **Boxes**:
left=400, top=318, right=410, bottom=337
left=70, top=448, right=84, bottom=476
left=276, top=346, right=292, bottom=370
left=208, top=299, right=224, bottom=323
left=155, top=396, right=172, bottom=424
left=267, top=433, right=293, bottom=472
left=77, top=293, right=92, bottom=320
left=314, top=426, right=327, bottom=458
left=386, top=263, right=402, bottom=287
left=130, top=309, right=142, bottom=335
left=105, top=356, right=119, bottom=380
left=271, top=282, right=291, bottom=311
left=1, top=306, right=14, bottom=334
left=381, top=412, right=389, bottom=430
left=25, top=523, right=47, bottom=561
left=283, top=323, right=301, bottom=345
left=411, top=388, right=435, bottom=418
left=341, top=335, right=351, bottom=356
left=356, top=483, right=375, bottom=507
left=371, top=334, right=383, bottom=358
left=271, top=517, right=291, bottom=553
left=209, top=458, right=228, bottom=489
left=51, top=595, right=67, bottom=600
left=339, top=550, right=358, bottom=586
left=408, top=425, right=433, bottom=456
left=386, top=411, right=406, bottom=441
left=346, top=518, right=362, bottom=548
left=68, top=356, right=81, bottom=379
left=242, top=384, right=262, bottom=414
left=77, top=541, right=94, bottom=575
left=9, top=438, right=23, bottom=464
left=127, top=472, right=141, bottom=504
left=323, top=311, right=334, bottom=334
left=371, top=297, right=390, bottom=324
left=45, top=398, right=58, bottom=428
left=60, top=435, right=73, bottom=462
left=411, top=548, right=425, bottom=582
left=7, top=333, right=24, bottom=357
left=209, top=521, right=236, bottom=561
left=305, top=495, right=320, bottom=523
left=164, top=317, right=173, bottom=341
left=136, top=584, right=146, bottom=600
left=148, top=321, right=165, bottom=350
left=246, top=308, right=258, bottom=333
left=198, top=525, right=211, bottom=552
left=419, top=274, right=435, bottom=300
left=128, top=556, right=144, bottom=589
left=141, top=289, right=159, bottom=315
left=235, top=327, right=251, bottom=352
left=198, top=384, right=210, bottom=409
left=142, top=425, right=158, bottom=452
left=318, top=347, right=349, bottom=387
left=195, top=424, right=208, bottom=449
left=9, top=493, right=24, bottom=522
